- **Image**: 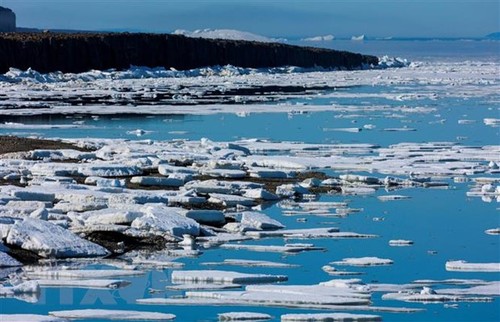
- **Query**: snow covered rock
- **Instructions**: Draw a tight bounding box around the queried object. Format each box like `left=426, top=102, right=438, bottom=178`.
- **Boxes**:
left=6, top=218, right=109, bottom=258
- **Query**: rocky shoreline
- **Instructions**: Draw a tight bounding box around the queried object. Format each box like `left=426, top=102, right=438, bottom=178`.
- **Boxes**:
left=0, top=32, right=378, bottom=73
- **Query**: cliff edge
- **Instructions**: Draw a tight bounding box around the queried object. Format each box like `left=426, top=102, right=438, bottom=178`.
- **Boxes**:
left=0, top=32, right=378, bottom=73
left=0, top=6, right=16, bottom=32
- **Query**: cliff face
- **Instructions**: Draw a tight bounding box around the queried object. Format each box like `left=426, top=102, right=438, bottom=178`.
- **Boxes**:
left=0, top=32, right=378, bottom=73
left=0, top=7, right=16, bottom=32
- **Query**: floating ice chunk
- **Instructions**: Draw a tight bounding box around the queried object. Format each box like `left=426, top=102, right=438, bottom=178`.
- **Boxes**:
left=389, top=240, right=414, bottom=246
left=77, top=164, right=142, bottom=177
left=275, top=184, right=309, bottom=198
left=208, top=193, right=256, bottom=207
left=483, top=118, right=500, bottom=127
left=184, top=210, right=225, bottom=225
left=242, top=189, right=279, bottom=201
left=331, top=257, right=394, bottom=266
left=166, top=283, right=242, bottom=291
left=218, top=312, right=272, bottom=321
left=0, top=281, right=39, bottom=296
left=197, top=233, right=253, bottom=246
left=158, top=164, right=198, bottom=175
left=202, top=259, right=298, bottom=268
left=0, top=251, right=22, bottom=267
left=340, top=175, right=380, bottom=184
left=245, top=227, right=339, bottom=238
left=11, top=190, right=55, bottom=202
left=83, top=208, right=143, bottom=225
left=35, top=279, right=130, bottom=289
left=438, top=282, right=500, bottom=296
left=26, top=269, right=144, bottom=279
left=445, top=260, right=500, bottom=272
left=281, top=313, right=381, bottom=321
left=485, top=228, right=500, bottom=235
left=248, top=168, right=289, bottom=179
left=203, top=169, right=247, bottom=179
left=49, top=309, right=175, bottom=320
left=171, top=270, right=287, bottom=284
left=377, top=195, right=411, bottom=201
left=0, top=315, right=67, bottom=322
left=187, top=180, right=263, bottom=194
left=341, top=187, right=376, bottom=195
left=458, top=119, right=476, bottom=125
left=6, top=218, right=109, bottom=258
left=323, top=127, right=362, bottom=133
left=186, top=286, right=370, bottom=306
left=241, top=211, right=285, bottom=230
left=321, top=265, right=362, bottom=276
left=131, top=205, right=200, bottom=237
left=130, top=176, right=184, bottom=187
left=220, top=243, right=324, bottom=253
left=382, top=291, right=493, bottom=303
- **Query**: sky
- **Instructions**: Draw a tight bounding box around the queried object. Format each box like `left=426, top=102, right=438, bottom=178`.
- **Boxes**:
left=1, top=0, right=498, bottom=38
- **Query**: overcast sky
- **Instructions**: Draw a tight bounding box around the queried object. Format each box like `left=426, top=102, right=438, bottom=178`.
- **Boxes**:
left=1, top=0, right=498, bottom=38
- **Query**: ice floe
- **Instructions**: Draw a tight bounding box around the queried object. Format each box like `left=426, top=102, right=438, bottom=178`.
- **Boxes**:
left=0, top=315, right=68, bottom=322
left=171, top=270, right=287, bottom=284
left=331, top=257, right=394, bottom=266
left=445, top=260, right=500, bottom=272
left=281, top=313, right=381, bottom=321
left=218, top=312, right=272, bottom=321
left=202, top=259, right=298, bottom=268
left=26, top=269, right=144, bottom=279
left=6, top=218, right=109, bottom=258
left=49, top=309, right=175, bottom=320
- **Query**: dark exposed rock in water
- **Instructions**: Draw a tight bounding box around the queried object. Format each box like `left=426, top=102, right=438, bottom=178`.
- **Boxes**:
left=0, top=32, right=379, bottom=73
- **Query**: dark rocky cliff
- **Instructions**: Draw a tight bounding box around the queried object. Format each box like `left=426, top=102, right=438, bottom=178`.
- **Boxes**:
left=0, top=32, right=378, bottom=73
left=0, top=7, right=16, bottom=32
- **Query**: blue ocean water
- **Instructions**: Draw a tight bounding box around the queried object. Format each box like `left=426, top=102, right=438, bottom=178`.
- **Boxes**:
left=0, top=39, right=499, bottom=321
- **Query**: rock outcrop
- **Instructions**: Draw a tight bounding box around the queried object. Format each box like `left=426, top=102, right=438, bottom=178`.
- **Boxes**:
left=0, top=7, right=15, bottom=32
left=0, top=32, right=378, bottom=73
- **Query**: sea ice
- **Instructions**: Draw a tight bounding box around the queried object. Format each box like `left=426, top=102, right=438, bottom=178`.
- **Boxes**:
left=35, top=279, right=131, bottom=289
left=331, top=257, right=394, bottom=266
left=171, top=270, right=288, bottom=284
left=26, top=269, right=144, bottom=279
left=202, top=259, right=298, bottom=268
left=0, top=315, right=68, bottom=322
left=49, top=309, right=175, bottom=320
left=6, top=218, right=109, bottom=258
left=240, top=211, right=285, bottom=230
left=281, top=313, right=381, bottom=321
left=218, top=312, right=272, bottom=321
left=131, top=205, right=200, bottom=237
left=0, top=251, right=22, bottom=267
left=445, top=260, right=500, bottom=272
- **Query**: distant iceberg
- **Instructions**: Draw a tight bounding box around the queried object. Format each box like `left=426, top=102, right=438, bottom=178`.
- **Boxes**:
left=301, top=35, right=335, bottom=42
left=173, top=29, right=285, bottom=43
left=351, top=35, right=365, bottom=41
